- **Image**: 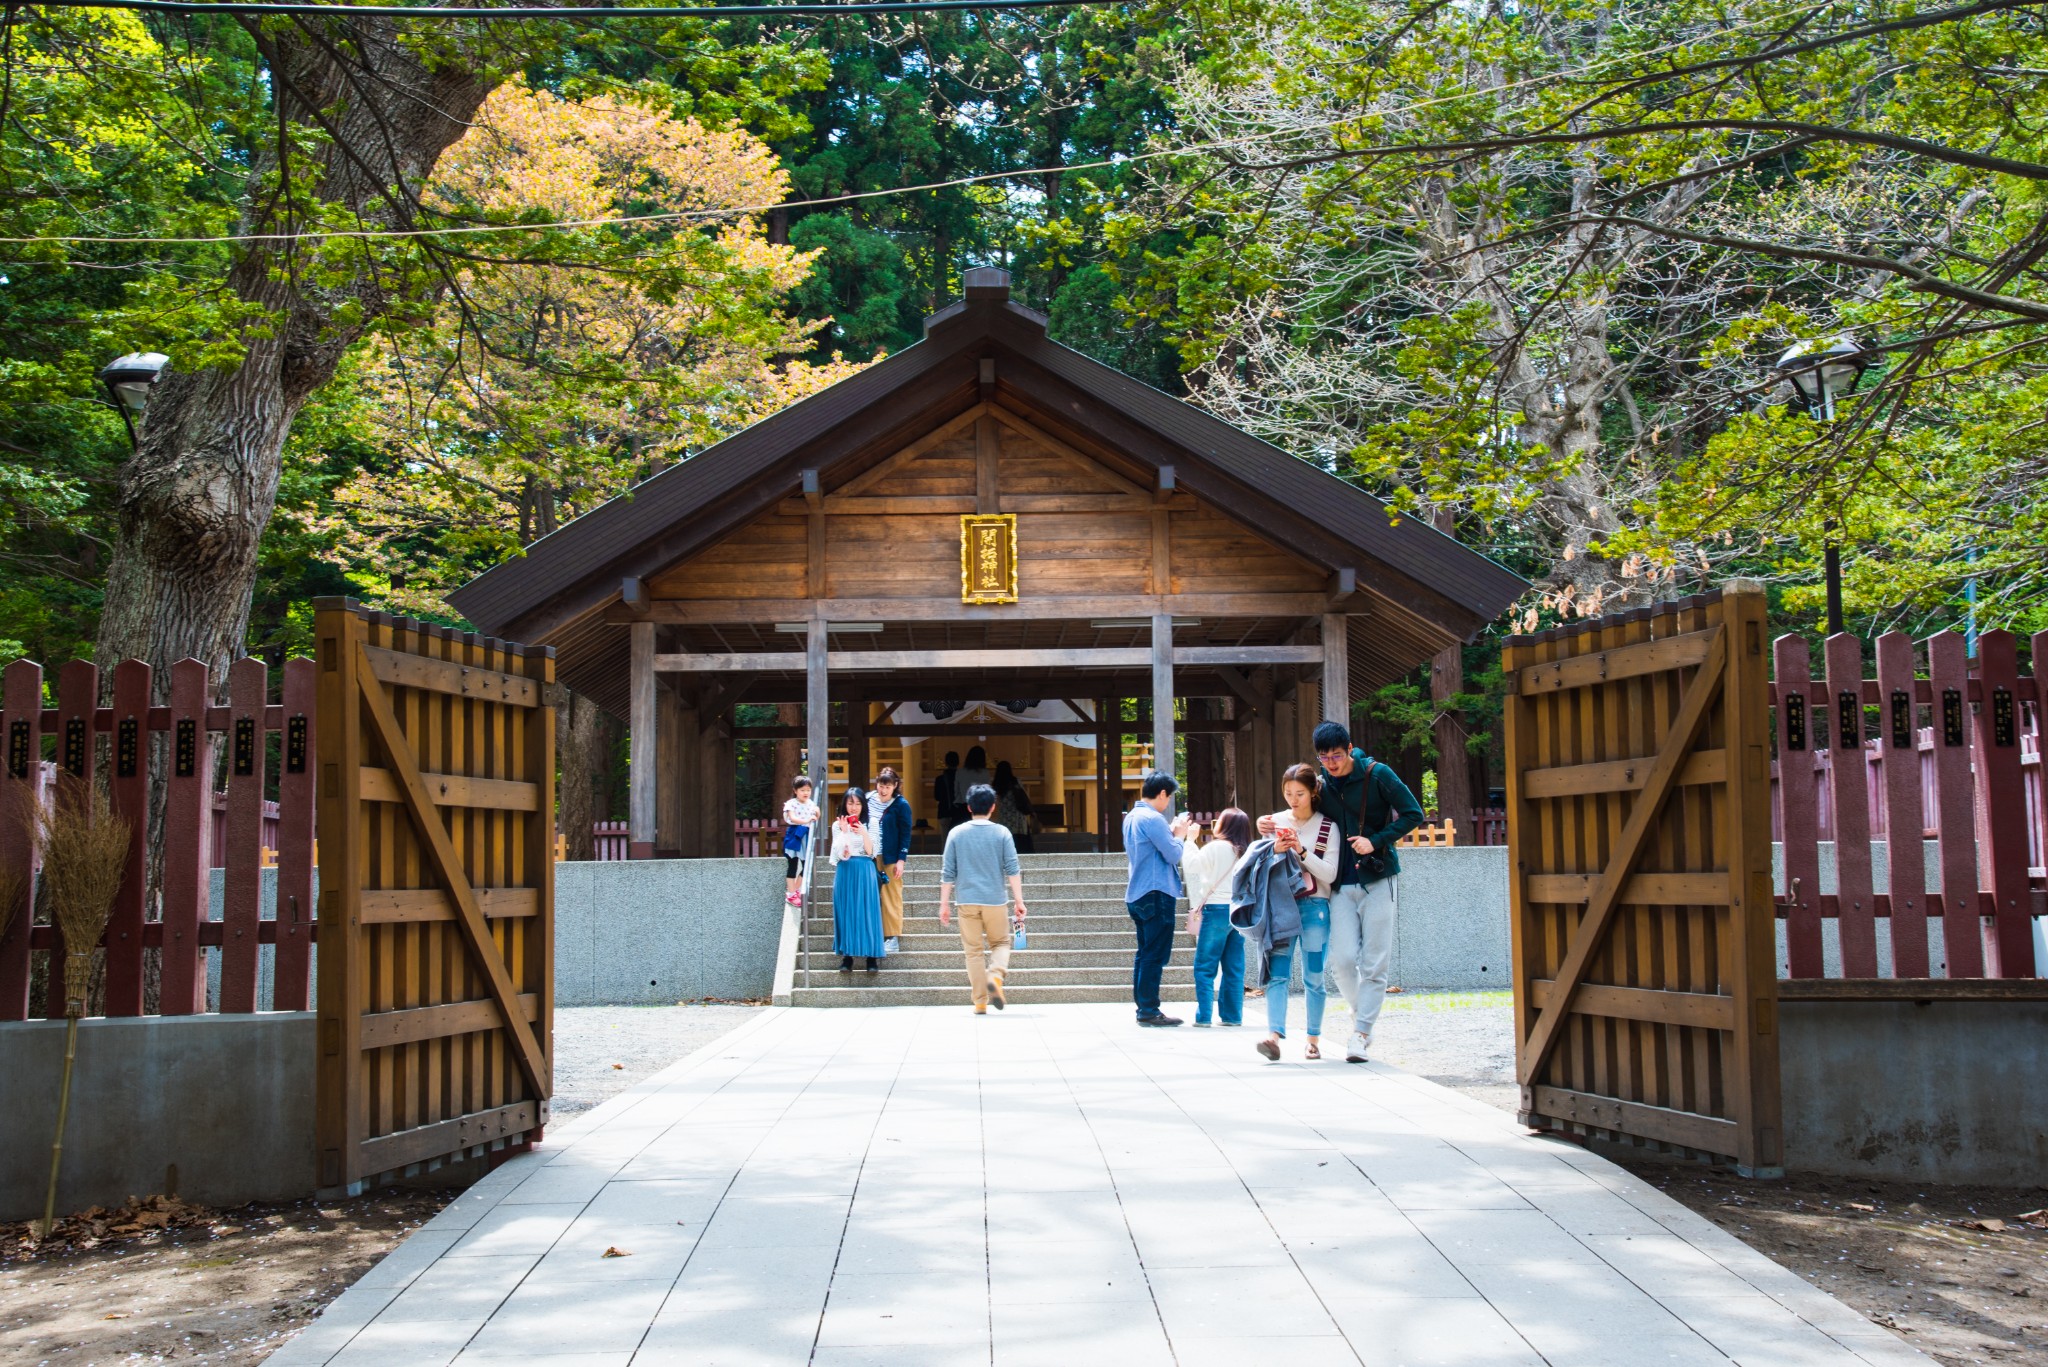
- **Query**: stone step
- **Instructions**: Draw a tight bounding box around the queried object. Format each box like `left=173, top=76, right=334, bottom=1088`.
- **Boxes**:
left=794, top=965, right=1136, bottom=987
left=807, top=930, right=1137, bottom=951
left=789, top=983, right=1140, bottom=1008
left=806, top=903, right=1132, bottom=923
left=813, top=871, right=1132, bottom=889
left=799, top=949, right=1132, bottom=971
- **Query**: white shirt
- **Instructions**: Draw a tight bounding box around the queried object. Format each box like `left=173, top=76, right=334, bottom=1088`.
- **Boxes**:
left=783, top=797, right=820, bottom=828
left=829, top=817, right=875, bottom=864
left=1268, top=809, right=1339, bottom=897
left=1181, top=838, right=1241, bottom=910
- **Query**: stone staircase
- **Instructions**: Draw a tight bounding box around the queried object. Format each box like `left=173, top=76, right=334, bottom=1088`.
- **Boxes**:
left=790, top=852, right=1145, bottom=1007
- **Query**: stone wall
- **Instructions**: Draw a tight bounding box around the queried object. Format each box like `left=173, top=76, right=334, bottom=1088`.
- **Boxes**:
left=555, top=858, right=786, bottom=1006
left=0, top=1014, right=316, bottom=1222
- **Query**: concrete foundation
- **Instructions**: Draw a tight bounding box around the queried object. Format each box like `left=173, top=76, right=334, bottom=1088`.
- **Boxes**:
left=554, top=857, right=785, bottom=1006
left=0, top=1013, right=316, bottom=1222
left=1781, top=999, right=2048, bottom=1184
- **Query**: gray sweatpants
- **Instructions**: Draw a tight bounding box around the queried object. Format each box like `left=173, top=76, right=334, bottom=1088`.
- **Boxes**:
left=1325, top=877, right=1398, bottom=1036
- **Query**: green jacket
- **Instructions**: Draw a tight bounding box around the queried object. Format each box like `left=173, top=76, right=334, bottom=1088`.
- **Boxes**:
left=1314, top=748, right=1425, bottom=885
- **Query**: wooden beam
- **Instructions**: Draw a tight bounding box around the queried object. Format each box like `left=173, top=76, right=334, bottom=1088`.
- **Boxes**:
left=357, top=1100, right=540, bottom=1176
left=1524, top=871, right=1733, bottom=906
left=991, top=402, right=1150, bottom=498
left=359, top=993, right=541, bottom=1051
left=651, top=644, right=1327, bottom=673
left=1523, top=749, right=1728, bottom=799
left=730, top=718, right=1238, bottom=739
left=629, top=622, right=655, bottom=851
left=1516, top=629, right=1715, bottom=696
left=359, top=887, right=540, bottom=924
left=1527, top=1085, right=1740, bottom=1154
left=836, top=402, right=988, bottom=499
left=362, top=644, right=539, bottom=708
left=1321, top=613, right=1350, bottom=723
left=1527, top=979, right=1737, bottom=1031
left=620, top=577, right=649, bottom=616
left=352, top=642, right=549, bottom=1104
left=358, top=768, right=539, bottom=812
left=604, top=593, right=1332, bottom=625
left=976, top=413, right=999, bottom=514
left=1213, top=666, right=1265, bottom=718
left=1519, top=626, right=1728, bottom=1083
left=1777, top=977, right=2048, bottom=1002
left=1152, top=613, right=1174, bottom=780
left=777, top=492, right=1193, bottom=516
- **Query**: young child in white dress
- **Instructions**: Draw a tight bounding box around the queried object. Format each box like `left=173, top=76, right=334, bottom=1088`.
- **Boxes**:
left=782, top=776, right=820, bottom=906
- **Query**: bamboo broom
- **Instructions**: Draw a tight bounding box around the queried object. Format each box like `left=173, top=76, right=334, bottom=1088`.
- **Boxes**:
left=29, top=777, right=129, bottom=1241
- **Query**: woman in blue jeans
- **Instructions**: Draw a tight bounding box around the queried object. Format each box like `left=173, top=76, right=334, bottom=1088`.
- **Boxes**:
left=1180, top=809, right=1252, bottom=1026
left=1259, top=765, right=1339, bottom=1061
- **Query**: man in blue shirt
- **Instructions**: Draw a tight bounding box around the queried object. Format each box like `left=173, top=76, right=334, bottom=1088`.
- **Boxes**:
left=1122, top=770, right=1198, bottom=1027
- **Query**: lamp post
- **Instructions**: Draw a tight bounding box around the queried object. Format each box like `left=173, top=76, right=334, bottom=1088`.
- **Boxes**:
left=95, top=352, right=168, bottom=448
left=1775, top=337, right=1871, bottom=636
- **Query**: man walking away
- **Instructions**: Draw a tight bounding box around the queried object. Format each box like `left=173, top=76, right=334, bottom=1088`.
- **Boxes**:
left=1123, top=770, right=1198, bottom=1027
left=1280, top=722, right=1423, bottom=1063
left=939, top=784, right=1027, bottom=1015
left=934, top=751, right=963, bottom=834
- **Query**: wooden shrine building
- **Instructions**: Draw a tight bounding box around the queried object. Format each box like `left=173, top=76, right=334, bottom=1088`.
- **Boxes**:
left=450, top=269, right=1526, bottom=856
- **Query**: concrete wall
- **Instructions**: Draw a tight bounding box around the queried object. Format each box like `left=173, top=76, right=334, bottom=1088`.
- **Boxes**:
left=1781, top=1000, right=2048, bottom=1184
left=555, top=858, right=785, bottom=1006
left=0, top=1014, right=316, bottom=1221
left=1389, top=847, right=1513, bottom=990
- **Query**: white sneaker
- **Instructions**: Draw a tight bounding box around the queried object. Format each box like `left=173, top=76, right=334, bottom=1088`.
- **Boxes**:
left=883, top=937, right=899, bottom=954
left=1345, top=1031, right=1370, bottom=1063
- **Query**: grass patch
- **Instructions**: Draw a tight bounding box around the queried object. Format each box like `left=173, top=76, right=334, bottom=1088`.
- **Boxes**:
left=1380, top=989, right=1513, bottom=1013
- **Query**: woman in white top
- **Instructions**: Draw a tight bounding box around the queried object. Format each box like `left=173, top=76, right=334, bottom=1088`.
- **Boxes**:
left=1259, top=764, right=1339, bottom=1060
left=1181, top=808, right=1252, bottom=1027
left=830, top=787, right=885, bottom=972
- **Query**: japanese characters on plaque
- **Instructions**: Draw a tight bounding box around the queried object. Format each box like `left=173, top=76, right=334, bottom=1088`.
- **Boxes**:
left=960, top=513, right=1019, bottom=605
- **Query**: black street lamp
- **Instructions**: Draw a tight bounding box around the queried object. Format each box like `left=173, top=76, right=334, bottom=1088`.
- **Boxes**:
left=1775, top=338, right=1872, bottom=635
left=96, top=352, right=168, bottom=448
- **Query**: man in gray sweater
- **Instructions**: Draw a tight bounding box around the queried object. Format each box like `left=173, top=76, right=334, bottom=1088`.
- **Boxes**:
left=939, top=784, right=1029, bottom=1014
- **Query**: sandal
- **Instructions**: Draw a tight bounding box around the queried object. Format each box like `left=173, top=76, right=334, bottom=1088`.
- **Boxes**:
left=1304, top=1038, right=1321, bottom=1061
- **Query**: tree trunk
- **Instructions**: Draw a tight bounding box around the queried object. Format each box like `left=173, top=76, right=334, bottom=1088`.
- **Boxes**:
left=94, top=17, right=498, bottom=676
left=555, top=686, right=612, bottom=861
left=1430, top=509, right=1476, bottom=835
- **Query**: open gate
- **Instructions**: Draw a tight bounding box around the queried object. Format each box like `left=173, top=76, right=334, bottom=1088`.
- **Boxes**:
left=314, top=599, right=555, bottom=1194
left=1504, top=583, right=1782, bottom=1175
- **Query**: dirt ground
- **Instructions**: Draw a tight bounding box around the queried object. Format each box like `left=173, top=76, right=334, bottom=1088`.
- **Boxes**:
left=0, top=1188, right=456, bottom=1366
left=1620, top=1163, right=2048, bottom=1365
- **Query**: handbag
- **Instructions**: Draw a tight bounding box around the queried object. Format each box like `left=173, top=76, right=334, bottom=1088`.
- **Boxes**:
left=1293, top=817, right=1332, bottom=900
left=1012, top=918, right=1028, bottom=951
left=1354, top=762, right=1394, bottom=885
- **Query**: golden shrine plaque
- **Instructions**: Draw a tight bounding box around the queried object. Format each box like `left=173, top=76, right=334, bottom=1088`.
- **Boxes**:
left=960, top=514, right=1019, bottom=604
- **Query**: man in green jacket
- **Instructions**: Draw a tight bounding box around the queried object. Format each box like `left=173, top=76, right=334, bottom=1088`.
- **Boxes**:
left=1261, top=720, right=1424, bottom=1062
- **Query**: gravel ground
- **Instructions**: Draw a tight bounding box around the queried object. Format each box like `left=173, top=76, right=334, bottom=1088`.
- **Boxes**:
left=551, top=1004, right=766, bottom=1117
left=1321, top=988, right=1520, bottom=1111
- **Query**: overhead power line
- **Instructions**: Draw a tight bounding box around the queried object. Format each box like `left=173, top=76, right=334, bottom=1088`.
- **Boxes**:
left=25, top=0, right=1116, bottom=17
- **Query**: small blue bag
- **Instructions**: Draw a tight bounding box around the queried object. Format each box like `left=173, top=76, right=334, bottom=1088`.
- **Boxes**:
left=1011, top=921, right=1027, bottom=951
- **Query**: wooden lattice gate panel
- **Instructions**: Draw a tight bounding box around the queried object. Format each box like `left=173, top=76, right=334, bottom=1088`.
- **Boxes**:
left=314, top=599, right=555, bottom=1194
left=1504, top=584, right=1782, bottom=1175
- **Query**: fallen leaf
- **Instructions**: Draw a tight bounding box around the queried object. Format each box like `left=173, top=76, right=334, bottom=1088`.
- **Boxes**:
left=611, top=1063, right=624, bottom=1070
left=1848, top=1203, right=1875, bottom=1212
left=602, top=1246, right=632, bottom=1258
left=1966, top=1218, right=2007, bottom=1232
left=103, top=1313, right=129, bottom=1320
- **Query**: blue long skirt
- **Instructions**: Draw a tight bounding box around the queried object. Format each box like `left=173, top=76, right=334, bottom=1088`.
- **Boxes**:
left=832, top=855, right=885, bottom=958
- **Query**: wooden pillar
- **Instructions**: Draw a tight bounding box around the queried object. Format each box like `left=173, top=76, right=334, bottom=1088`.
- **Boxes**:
left=1096, top=697, right=1118, bottom=851
left=1043, top=732, right=1065, bottom=829
left=655, top=681, right=686, bottom=855
left=675, top=692, right=704, bottom=857
left=848, top=698, right=869, bottom=792
left=1152, top=613, right=1175, bottom=784
left=706, top=709, right=736, bottom=858
left=806, top=618, right=829, bottom=806
left=629, top=621, right=656, bottom=858
left=1321, top=613, right=1350, bottom=724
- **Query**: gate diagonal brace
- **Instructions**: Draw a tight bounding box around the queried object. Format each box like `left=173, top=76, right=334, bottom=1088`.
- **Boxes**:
left=354, top=642, right=549, bottom=1102
left=1518, top=624, right=1728, bottom=1085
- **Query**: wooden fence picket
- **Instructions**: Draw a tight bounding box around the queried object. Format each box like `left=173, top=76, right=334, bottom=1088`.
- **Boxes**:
left=1873, top=632, right=1930, bottom=976
left=106, top=659, right=152, bottom=1015
left=1774, top=635, right=1824, bottom=977
left=51, top=661, right=98, bottom=1018
left=1924, top=630, right=1983, bottom=976
left=218, top=656, right=268, bottom=1012
left=159, top=659, right=213, bottom=1015
left=274, top=657, right=317, bottom=1011
left=0, top=659, right=42, bottom=1016
left=1823, top=634, right=1879, bottom=977
left=1971, top=631, right=2032, bottom=974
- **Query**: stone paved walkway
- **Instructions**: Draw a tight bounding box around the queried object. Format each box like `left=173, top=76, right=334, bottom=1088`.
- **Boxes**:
left=268, top=1005, right=1925, bottom=1367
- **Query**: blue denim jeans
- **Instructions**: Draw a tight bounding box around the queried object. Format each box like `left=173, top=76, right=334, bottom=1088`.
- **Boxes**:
left=1127, top=890, right=1177, bottom=1018
left=1193, top=904, right=1244, bottom=1025
left=1266, top=896, right=1330, bottom=1037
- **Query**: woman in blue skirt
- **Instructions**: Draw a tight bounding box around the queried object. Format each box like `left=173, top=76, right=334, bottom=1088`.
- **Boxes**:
left=831, top=786, right=885, bottom=973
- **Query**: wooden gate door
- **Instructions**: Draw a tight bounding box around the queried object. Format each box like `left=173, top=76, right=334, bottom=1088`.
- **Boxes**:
left=1504, top=584, right=1782, bottom=1175
left=314, top=599, right=555, bottom=1194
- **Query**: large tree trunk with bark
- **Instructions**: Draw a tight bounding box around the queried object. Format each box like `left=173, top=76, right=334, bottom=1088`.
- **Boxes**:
left=772, top=704, right=802, bottom=808
left=94, top=17, right=499, bottom=676
left=1429, top=509, right=1475, bottom=833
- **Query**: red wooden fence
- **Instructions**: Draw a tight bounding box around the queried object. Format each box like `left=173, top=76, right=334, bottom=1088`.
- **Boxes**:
left=0, top=655, right=317, bottom=1019
left=1771, top=628, right=2043, bottom=980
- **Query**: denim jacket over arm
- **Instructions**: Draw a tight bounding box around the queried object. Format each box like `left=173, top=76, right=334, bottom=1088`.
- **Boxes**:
left=1227, top=837, right=1304, bottom=957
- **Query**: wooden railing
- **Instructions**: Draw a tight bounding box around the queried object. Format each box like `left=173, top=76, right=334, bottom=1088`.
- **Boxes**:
left=0, top=655, right=316, bottom=1020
